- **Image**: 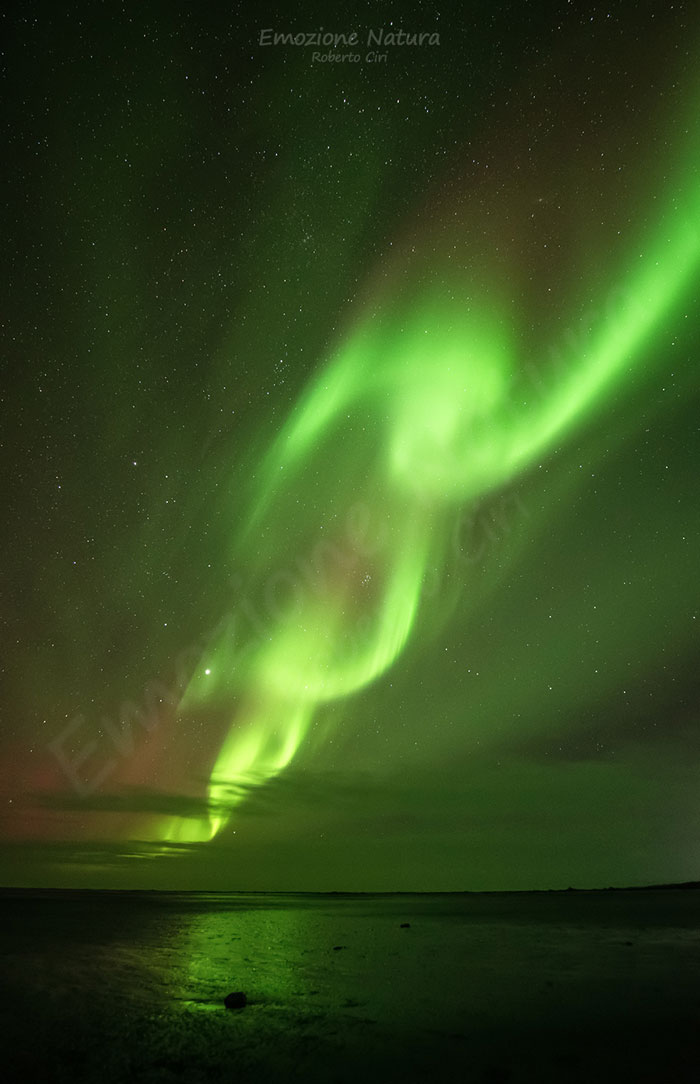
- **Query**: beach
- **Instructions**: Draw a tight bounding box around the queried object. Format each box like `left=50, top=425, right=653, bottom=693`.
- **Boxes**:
left=1, top=888, right=699, bottom=1082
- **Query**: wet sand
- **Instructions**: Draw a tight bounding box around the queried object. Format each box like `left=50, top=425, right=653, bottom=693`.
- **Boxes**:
left=1, top=888, right=699, bottom=1082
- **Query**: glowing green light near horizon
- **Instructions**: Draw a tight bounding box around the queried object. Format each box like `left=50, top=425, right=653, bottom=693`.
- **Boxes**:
left=156, top=151, right=699, bottom=846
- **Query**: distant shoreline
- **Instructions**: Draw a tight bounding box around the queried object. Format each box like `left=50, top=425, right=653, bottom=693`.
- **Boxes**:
left=1, top=882, right=699, bottom=898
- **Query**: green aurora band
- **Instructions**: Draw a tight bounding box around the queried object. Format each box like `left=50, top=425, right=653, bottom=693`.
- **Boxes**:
left=159, top=147, right=700, bottom=846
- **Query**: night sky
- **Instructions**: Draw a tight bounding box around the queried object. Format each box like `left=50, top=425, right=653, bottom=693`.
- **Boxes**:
left=2, top=0, right=699, bottom=891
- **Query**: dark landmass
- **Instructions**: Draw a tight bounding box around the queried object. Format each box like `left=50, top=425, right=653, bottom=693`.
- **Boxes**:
left=2, top=880, right=699, bottom=897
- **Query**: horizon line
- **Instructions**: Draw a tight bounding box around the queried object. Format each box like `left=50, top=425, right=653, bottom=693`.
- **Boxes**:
left=1, top=881, right=699, bottom=896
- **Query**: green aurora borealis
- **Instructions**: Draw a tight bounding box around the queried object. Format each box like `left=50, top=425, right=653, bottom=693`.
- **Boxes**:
left=2, top=1, right=700, bottom=889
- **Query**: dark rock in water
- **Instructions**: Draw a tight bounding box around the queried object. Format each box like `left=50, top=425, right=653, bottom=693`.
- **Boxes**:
left=400, top=922, right=411, bottom=928
left=224, top=991, right=247, bottom=1009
